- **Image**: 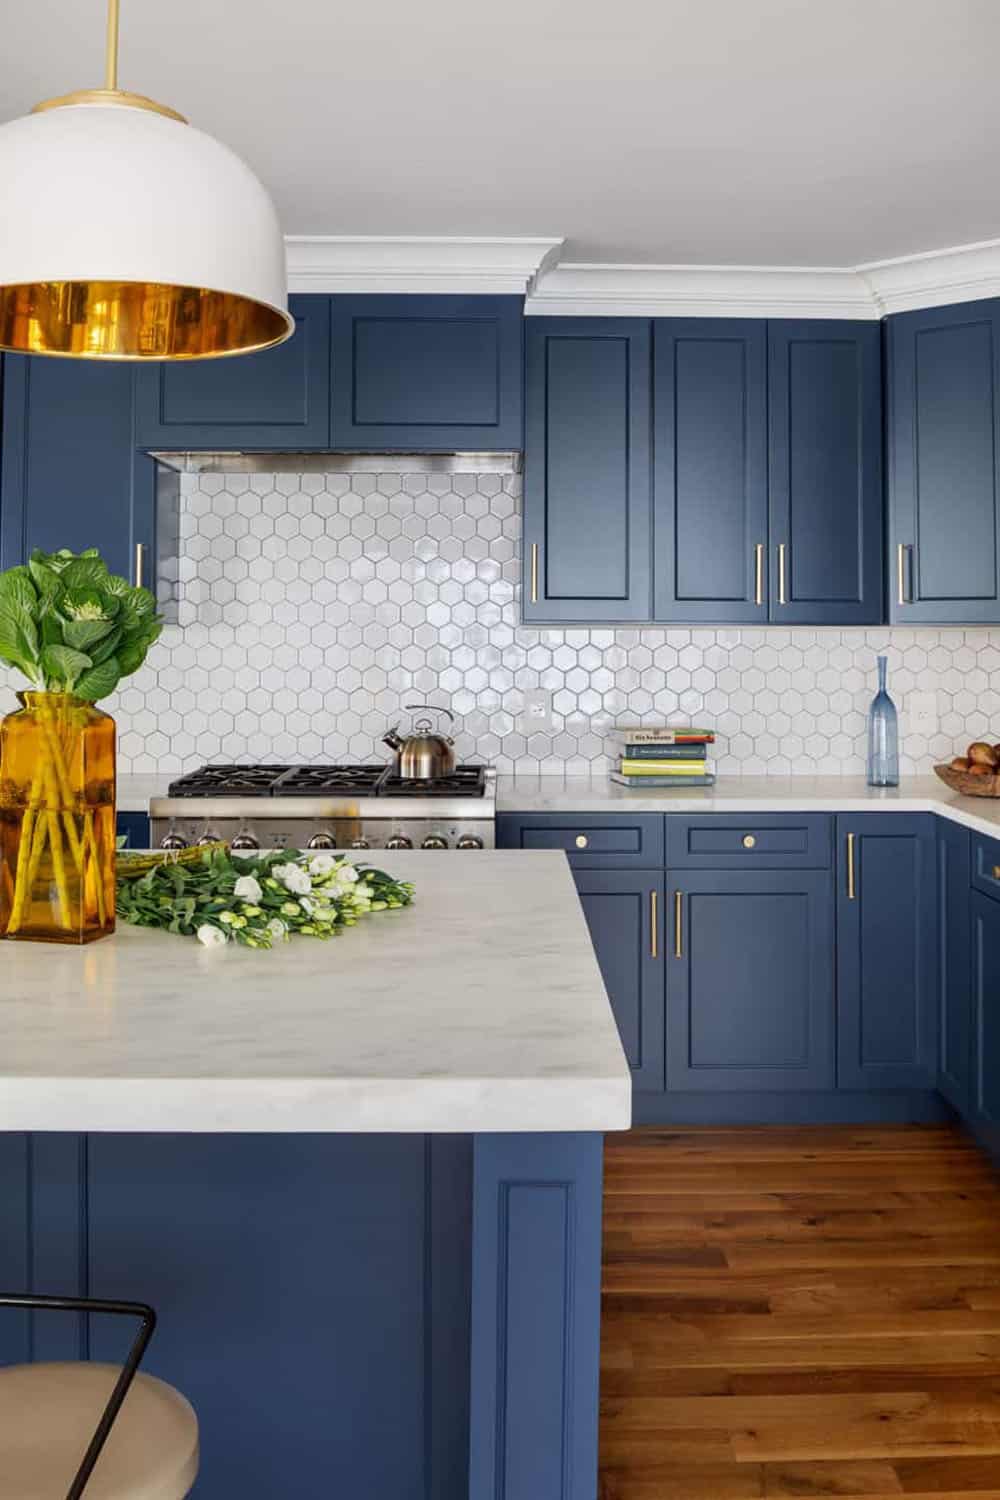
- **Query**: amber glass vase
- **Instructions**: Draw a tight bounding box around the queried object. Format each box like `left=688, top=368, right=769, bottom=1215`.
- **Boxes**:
left=0, top=692, right=116, bottom=943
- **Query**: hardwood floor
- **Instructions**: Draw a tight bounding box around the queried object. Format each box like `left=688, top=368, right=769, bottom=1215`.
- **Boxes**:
left=600, top=1125, right=1000, bottom=1498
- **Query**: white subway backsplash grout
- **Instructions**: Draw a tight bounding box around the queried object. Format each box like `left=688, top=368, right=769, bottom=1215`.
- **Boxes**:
left=2, top=468, right=999, bottom=776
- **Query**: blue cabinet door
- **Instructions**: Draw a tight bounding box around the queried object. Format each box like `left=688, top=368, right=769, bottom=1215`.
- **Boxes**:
left=837, top=814, right=938, bottom=1090
left=767, top=320, right=883, bottom=625
left=653, top=319, right=768, bottom=622
left=887, top=299, right=1000, bottom=623
left=330, top=295, right=523, bottom=450
left=1, top=355, right=151, bottom=580
left=972, top=891, right=1000, bottom=1131
left=133, top=294, right=331, bottom=449
left=572, top=869, right=665, bottom=1092
left=666, top=868, right=835, bottom=1091
left=116, top=812, right=150, bottom=849
left=523, top=318, right=651, bottom=623
left=938, top=819, right=973, bottom=1116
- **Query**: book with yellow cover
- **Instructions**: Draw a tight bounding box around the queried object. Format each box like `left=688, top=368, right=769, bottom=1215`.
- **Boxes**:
left=619, top=759, right=708, bottom=775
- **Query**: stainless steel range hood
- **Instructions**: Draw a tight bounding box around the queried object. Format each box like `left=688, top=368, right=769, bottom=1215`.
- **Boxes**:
left=151, top=451, right=522, bottom=475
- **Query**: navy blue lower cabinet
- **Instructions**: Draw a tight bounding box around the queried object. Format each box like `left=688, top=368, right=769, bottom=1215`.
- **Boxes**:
left=836, top=814, right=938, bottom=1090
left=133, top=294, right=332, bottom=449
left=115, top=811, right=150, bottom=849
left=938, top=819, right=973, bottom=1115
left=665, top=869, right=835, bottom=1091
left=469, top=1133, right=603, bottom=1500
left=331, top=294, right=523, bottom=450
left=573, top=870, right=666, bottom=1091
left=972, top=891, right=1000, bottom=1133
left=496, top=811, right=664, bottom=870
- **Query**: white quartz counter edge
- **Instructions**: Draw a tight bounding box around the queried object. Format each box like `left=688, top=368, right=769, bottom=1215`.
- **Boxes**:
left=496, top=773, right=1000, bottom=842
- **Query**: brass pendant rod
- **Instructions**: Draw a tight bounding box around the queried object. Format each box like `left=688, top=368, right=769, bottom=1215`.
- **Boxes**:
left=105, top=0, right=121, bottom=91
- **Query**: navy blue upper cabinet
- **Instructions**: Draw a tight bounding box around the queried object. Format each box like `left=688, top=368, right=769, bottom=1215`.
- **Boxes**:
left=938, top=819, right=973, bottom=1116
left=134, top=294, right=332, bottom=449
left=1, top=355, right=151, bottom=580
left=653, top=320, right=768, bottom=622
left=837, top=814, right=938, bottom=1090
left=331, top=295, right=523, bottom=450
left=767, top=320, right=883, bottom=625
left=666, top=868, right=835, bottom=1091
left=887, top=299, right=1000, bottom=623
left=523, top=318, right=651, bottom=623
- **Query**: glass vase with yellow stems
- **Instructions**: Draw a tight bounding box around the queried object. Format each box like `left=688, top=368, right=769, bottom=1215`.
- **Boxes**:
left=0, top=547, right=162, bottom=943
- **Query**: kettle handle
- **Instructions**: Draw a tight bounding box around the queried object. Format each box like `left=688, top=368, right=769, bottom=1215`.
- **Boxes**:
left=404, top=702, right=455, bottom=725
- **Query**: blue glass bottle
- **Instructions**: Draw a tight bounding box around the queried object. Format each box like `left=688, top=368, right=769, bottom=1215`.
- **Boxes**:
left=867, top=654, right=899, bottom=787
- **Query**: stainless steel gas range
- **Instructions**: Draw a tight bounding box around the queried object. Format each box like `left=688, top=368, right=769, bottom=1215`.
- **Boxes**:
left=149, top=764, right=496, bottom=852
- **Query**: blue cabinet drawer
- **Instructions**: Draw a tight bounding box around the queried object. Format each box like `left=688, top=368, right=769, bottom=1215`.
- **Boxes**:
left=496, top=813, right=664, bottom=868
left=972, top=833, right=1000, bottom=902
left=665, top=813, right=833, bottom=869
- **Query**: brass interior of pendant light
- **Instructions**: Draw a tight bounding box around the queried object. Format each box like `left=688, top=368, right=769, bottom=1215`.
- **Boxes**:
left=0, top=0, right=290, bottom=360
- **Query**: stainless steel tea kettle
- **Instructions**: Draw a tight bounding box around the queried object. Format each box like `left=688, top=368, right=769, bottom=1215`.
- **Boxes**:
left=383, top=704, right=456, bottom=780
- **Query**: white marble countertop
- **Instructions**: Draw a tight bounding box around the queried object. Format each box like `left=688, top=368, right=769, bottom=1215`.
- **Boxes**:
left=496, top=773, right=1000, bottom=841
left=0, top=851, right=631, bottom=1136
left=118, top=773, right=175, bottom=811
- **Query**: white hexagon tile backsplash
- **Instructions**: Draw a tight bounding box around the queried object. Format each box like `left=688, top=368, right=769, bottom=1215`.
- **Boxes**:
left=3, top=466, right=1000, bottom=776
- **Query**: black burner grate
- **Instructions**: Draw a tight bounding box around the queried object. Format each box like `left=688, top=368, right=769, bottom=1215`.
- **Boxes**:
left=166, top=766, right=293, bottom=797
left=166, top=764, right=487, bottom=798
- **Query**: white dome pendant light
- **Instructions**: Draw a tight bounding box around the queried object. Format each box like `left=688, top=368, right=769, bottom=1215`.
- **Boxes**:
left=0, top=0, right=292, bottom=359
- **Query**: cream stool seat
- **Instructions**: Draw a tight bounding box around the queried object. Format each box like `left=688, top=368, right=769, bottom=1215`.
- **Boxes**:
left=0, top=1361, right=199, bottom=1500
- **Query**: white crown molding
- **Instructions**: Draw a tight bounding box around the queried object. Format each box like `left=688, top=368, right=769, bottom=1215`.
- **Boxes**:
left=858, top=237, right=1000, bottom=315
left=524, top=263, right=878, bottom=319
left=285, top=236, right=564, bottom=295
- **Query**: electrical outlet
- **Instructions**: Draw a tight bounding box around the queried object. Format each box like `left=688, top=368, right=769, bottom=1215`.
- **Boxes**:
left=521, top=689, right=553, bottom=734
left=906, top=690, right=938, bottom=738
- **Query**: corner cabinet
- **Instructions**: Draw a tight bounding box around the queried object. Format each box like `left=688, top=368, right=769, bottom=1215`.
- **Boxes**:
left=938, top=819, right=973, bottom=1115
left=836, top=814, right=938, bottom=1090
left=887, top=298, right=1000, bottom=623
left=971, top=890, right=1000, bottom=1135
left=0, top=354, right=153, bottom=582
left=522, top=318, right=652, bottom=623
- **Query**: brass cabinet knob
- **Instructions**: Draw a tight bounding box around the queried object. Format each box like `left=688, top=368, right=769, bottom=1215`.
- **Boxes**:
left=742, top=834, right=756, bottom=849
left=575, top=834, right=589, bottom=849
left=993, top=865, right=1000, bottom=880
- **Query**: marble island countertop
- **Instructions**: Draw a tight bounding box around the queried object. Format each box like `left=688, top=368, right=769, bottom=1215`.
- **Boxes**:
left=0, top=851, right=631, bottom=1136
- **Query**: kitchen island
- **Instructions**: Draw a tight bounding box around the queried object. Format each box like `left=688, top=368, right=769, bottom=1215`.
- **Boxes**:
left=0, top=851, right=630, bottom=1500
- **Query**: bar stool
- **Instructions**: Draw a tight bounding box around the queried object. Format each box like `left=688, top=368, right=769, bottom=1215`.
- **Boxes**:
left=0, top=1293, right=199, bottom=1500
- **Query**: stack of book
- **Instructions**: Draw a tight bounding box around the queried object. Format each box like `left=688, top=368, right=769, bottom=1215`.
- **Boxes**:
left=610, top=726, right=716, bottom=788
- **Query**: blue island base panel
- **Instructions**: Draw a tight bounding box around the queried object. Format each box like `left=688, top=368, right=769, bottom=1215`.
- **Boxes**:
left=0, top=1130, right=606, bottom=1500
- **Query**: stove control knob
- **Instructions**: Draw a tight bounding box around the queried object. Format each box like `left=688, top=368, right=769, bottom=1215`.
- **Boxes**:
left=307, top=832, right=337, bottom=850
left=350, top=838, right=371, bottom=850
left=386, top=835, right=413, bottom=850
left=160, top=831, right=189, bottom=851
left=456, top=835, right=484, bottom=850
left=230, top=830, right=260, bottom=851
left=196, top=829, right=222, bottom=846
left=421, top=834, right=449, bottom=850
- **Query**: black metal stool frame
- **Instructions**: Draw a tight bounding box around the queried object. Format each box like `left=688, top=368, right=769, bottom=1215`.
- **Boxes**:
left=0, top=1293, right=157, bottom=1500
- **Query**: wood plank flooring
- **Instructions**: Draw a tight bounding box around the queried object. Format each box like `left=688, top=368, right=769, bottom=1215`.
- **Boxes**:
left=600, top=1125, right=1000, bottom=1498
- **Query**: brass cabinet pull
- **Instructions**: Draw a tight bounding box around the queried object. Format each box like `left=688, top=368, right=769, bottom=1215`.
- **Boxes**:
left=897, top=542, right=912, bottom=606
left=575, top=834, right=588, bottom=849
left=754, top=543, right=764, bottom=607
left=674, top=889, right=683, bottom=958
left=992, top=865, right=1000, bottom=881
left=650, top=890, right=658, bottom=959
left=530, top=543, right=539, bottom=605
left=777, top=542, right=787, bottom=605
left=742, top=834, right=756, bottom=850
left=847, top=832, right=856, bottom=900
left=134, top=542, right=145, bottom=590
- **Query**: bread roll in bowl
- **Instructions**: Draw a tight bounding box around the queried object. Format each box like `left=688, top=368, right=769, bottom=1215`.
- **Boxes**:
left=967, top=741, right=998, bottom=767
left=951, top=756, right=972, bottom=771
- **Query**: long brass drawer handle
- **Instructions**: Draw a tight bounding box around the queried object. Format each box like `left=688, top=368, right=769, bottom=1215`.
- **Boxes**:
left=674, top=889, right=683, bottom=958
left=530, top=543, right=539, bottom=605
left=777, top=543, right=787, bottom=606
left=847, top=832, right=856, bottom=900
left=650, top=889, right=658, bottom=960
left=134, top=542, right=145, bottom=590
left=754, top=543, right=764, bottom=607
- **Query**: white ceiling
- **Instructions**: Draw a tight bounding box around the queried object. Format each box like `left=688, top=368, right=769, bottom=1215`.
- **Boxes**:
left=2, top=0, right=999, bottom=267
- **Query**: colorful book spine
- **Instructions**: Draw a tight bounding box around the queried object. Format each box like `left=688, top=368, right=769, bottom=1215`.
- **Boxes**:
left=610, top=771, right=716, bottom=789
left=616, top=727, right=715, bottom=745
left=620, top=742, right=707, bottom=761
left=619, top=761, right=707, bottom=776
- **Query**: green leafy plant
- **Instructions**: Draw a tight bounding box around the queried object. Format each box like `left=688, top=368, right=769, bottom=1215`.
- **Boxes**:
left=116, top=847, right=416, bottom=949
left=0, top=547, right=162, bottom=700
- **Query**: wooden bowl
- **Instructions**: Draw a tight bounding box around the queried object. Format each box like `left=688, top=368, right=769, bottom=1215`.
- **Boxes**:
left=933, top=763, right=1000, bottom=798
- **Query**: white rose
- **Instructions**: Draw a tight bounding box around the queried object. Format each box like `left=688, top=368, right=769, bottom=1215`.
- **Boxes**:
left=234, top=875, right=263, bottom=903
left=267, top=918, right=288, bottom=944
left=197, top=924, right=227, bottom=948
left=274, top=862, right=312, bottom=895
left=308, top=853, right=338, bottom=878
left=335, top=863, right=359, bottom=885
